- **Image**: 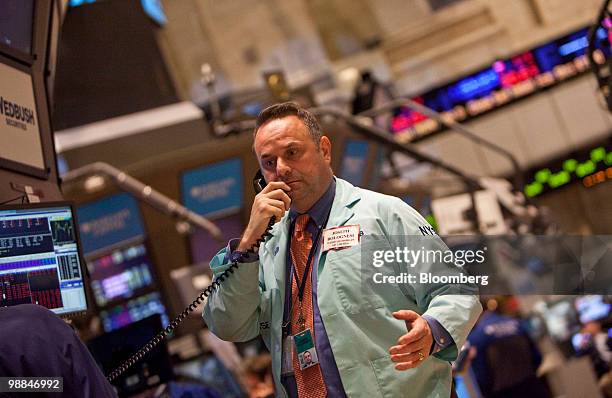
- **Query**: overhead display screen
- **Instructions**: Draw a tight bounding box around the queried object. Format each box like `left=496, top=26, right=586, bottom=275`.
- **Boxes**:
left=181, top=158, right=243, bottom=218
left=76, top=193, right=146, bottom=256
left=523, top=142, right=612, bottom=197
left=391, top=26, right=611, bottom=139
left=0, top=62, right=44, bottom=171
left=340, top=139, right=370, bottom=186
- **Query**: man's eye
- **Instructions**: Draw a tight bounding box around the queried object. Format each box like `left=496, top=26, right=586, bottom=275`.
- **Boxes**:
left=288, top=149, right=298, bottom=157
left=265, top=159, right=275, bottom=168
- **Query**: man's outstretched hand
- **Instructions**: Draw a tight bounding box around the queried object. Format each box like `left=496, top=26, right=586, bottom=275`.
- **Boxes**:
left=389, top=310, right=434, bottom=371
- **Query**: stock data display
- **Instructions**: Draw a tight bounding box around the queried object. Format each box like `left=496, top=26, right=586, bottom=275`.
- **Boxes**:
left=87, top=242, right=155, bottom=307
left=391, top=26, right=611, bottom=138
left=99, top=291, right=168, bottom=333
left=523, top=142, right=612, bottom=197
left=0, top=203, right=87, bottom=316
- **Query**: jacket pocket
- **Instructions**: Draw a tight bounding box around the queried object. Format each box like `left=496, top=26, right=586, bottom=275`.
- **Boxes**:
left=258, top=290, right=274, bottom=350
left=370, top=355, right=437, bottom=398
left=327, top=242, right=386, bottom=314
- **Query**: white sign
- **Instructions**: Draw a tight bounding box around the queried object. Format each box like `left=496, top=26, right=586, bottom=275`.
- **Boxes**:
left=0, top=62, right=44, bottom=170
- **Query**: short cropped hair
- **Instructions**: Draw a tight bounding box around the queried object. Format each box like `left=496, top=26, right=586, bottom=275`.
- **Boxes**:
left=254, top=102, right=322, bottom=146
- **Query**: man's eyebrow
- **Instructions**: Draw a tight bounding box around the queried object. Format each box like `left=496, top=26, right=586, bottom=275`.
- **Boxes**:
left=282, top=140, right=301, bottom=149
left=260, top=141, right=302, bottom=159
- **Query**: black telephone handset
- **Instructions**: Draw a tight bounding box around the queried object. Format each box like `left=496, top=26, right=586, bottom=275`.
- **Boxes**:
left=107, top=170, right=275, bottom=382
left=253, top=169, right=267, bottom=194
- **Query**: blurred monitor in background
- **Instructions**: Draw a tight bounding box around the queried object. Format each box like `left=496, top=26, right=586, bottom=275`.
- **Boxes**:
left=0, top=0, right=34, bottom=55
left=98, top=291, right=168, bottom=333
left=87, top=242, right=156, bottom=307
left=88, top=314, right=173, bottom=397
left=575, top=295, right=612, bottom=324
left=170, top=263, right=212, bottom=315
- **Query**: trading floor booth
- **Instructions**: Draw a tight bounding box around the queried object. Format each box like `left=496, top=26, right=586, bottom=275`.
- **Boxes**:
left=0, top=1, right=63, bottom=202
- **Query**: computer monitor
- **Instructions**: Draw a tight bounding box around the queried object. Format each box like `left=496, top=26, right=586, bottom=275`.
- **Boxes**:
left=0, top=202, right=88, bottom=317
left=76, top=192, right=146, bottom=257
left=87, top=242, right=155, bottom=307
left=99, top=291, right=168, bottom=333
left=0, top=0, right=35, bottom=56
left=170, top=262, right=212, bottom=315
left=88, top=314, right=173, bottom=397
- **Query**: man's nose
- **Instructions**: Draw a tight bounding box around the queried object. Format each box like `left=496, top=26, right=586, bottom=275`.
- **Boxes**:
left=276, top=158, right=291, bottom=178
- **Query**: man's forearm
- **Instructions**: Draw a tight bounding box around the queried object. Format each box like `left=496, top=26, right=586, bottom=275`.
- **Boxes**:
left=203, top=253, right=262, bottom=342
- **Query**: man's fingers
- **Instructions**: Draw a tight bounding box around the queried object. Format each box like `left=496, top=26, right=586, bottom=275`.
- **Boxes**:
left=261, top=181, right=291, bottom=193
left=394, top=310, right=421, bottom=338
left=389, top=340, right=425, bottom=356
left=267, top=189, right=291, bottom=210
left=264, top=204, right=285, bottom=221
left=398, top=322, right=426, bottom=345
left=392, top=348, right=429, bottom=371
left=266, top=199, right=287, bottom=212
left=399, top=329, right=425, bottom=345
left=390, top=351, right=424, bottom=363
left=392, top=310, right=419, bottom=322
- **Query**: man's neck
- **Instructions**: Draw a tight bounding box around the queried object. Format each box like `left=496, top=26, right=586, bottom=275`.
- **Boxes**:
left=292, top=175, right=333, bottom=213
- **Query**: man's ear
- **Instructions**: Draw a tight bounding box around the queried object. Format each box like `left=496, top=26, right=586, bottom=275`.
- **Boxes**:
left=320, top=136, right=332, bottom=163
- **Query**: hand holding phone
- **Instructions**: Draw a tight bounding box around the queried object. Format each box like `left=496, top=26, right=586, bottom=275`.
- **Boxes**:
left=238, top=173, right=291, bottom=251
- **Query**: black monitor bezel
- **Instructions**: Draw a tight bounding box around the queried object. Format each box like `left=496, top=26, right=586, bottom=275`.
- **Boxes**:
left=0, top=200, right=90, bottom=318
left=0, top=42, right=35, bottom=66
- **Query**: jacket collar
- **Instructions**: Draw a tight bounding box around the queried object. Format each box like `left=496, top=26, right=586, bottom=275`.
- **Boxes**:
left=327, top=177, right=361, bottom=228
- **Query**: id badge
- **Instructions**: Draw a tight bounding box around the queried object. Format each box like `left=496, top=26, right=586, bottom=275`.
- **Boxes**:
left=293, top=329, right=319, bottom=371
left=281, top=335, right=294, bottom=376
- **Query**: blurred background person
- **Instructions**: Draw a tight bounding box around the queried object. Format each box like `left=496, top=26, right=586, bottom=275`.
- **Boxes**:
left=466, top=297, right=551, bottom=398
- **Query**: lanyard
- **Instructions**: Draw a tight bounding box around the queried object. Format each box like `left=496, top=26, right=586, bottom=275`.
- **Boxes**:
left=290, top=224, right=324, bottom=303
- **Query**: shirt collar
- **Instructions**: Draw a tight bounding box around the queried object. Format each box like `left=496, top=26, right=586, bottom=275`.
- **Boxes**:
left=289, top=177, right=336, bottom=228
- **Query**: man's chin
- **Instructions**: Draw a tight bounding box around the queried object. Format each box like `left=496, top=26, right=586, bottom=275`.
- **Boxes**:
left=288, top=193, right=312, bottom=212
left=287, top=184, right=304, bottom=198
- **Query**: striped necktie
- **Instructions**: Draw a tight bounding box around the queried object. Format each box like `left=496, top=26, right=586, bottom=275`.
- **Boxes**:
left=290, top=214, right=327, bottom=397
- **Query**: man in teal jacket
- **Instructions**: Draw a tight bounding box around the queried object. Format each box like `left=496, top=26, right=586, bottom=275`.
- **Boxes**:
left=203, top=102, right=481, bottom=397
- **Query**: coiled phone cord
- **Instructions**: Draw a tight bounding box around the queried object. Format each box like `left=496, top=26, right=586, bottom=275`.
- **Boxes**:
left=106, top=217, right=276, bottom=382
